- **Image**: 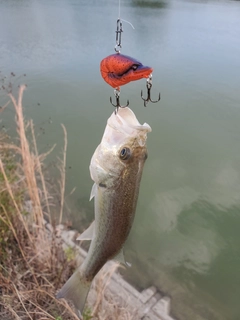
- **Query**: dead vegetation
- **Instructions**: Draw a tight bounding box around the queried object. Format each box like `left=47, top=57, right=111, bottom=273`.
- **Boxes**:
left=0, top=86, right=134, bottom=320
left=0, top=85, right=79, bottom=320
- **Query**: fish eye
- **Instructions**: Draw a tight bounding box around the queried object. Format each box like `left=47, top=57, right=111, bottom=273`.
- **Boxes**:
left=119, top=147, right=131, bottom=160
left=132, top=64, right=138, bottom=71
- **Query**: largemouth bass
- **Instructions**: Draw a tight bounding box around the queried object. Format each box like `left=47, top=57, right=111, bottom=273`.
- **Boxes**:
left=57, top=107, right=151, bottom=317
left=100, top=53, right=153, bottom=90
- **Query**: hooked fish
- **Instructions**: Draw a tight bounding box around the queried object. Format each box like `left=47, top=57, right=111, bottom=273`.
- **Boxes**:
left=100, top=53, right=153, bottom=90
left=57, top=107, right=151, bottom=317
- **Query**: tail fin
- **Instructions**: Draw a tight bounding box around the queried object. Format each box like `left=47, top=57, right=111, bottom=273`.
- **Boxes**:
left=57, top=270, right=91, bottom=317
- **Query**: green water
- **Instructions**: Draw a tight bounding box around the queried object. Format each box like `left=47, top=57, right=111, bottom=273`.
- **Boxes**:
left=1, top=0, right=240, bottom=319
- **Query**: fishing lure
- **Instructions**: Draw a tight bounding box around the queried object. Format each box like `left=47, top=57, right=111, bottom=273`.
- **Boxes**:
left=100, top=53, right=153, bottom=90
left=101, top=18, right=160, bottom=110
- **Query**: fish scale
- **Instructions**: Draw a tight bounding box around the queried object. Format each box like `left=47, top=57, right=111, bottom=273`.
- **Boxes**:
left=57, top=107, right=151, bottom=317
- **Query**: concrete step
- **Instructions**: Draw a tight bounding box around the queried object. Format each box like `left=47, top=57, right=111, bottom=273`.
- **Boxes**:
left=57, top=224, right=176, bottom=320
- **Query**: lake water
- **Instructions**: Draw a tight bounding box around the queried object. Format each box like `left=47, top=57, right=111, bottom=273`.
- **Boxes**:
left=1, top=0, right=240, bottom=319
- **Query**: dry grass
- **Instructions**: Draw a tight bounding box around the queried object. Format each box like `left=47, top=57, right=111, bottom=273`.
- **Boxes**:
left=0, top=86, right=79, bottom=320
left=0, top=86, right=136, bottom=320
left=90, top=263, right=137, bottom=320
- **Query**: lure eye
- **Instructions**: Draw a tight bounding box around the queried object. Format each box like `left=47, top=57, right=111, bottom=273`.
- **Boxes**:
left=132, top=64, right=138, bottom=71
left=119, top=147, right=131, bottom=160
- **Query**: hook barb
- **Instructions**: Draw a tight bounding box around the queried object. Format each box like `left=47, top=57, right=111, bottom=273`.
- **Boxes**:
left=141, top=74, right=161, bottom=107
left=110, top=89, right=129, bottom=113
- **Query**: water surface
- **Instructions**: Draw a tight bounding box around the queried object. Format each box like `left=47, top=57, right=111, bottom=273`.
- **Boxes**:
left=1, top=1, right=240, bottom=319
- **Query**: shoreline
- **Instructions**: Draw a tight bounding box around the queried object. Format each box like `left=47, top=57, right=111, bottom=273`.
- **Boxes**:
left=1, top=86, right=176, bottom=319
left=53, top=221, right=177, bottom=320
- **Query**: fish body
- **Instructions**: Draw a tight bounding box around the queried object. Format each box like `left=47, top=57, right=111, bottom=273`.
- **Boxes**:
left=100, top=53, right=153, bottom=90
left=57, top=107, right=151, bottom=317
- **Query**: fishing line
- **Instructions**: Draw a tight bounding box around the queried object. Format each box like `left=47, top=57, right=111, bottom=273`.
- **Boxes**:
left=117, top=0, right=135, bottom=30
left=121, top=19, right=135, bottom=30
left=118, top=0, right=121, bottom=18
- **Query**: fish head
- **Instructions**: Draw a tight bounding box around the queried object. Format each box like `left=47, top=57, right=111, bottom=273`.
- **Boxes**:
left=100, top=54, right=153, bottom=89
left=90, top=107, right=152, bottom=187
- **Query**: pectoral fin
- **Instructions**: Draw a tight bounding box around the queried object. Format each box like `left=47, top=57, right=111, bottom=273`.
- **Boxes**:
left=76, top=221, right=95, bottom=241
left=89, top=183, right=97, bottom=201
left=113, top=249, right=131, bottom=267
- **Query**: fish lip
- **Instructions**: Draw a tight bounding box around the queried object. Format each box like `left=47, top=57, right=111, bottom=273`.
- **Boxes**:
left=109, top=107, right=152, bottom=133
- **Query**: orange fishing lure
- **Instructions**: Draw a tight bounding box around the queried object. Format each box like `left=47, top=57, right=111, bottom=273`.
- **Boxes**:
left=100, top=53, right=153, bottom=90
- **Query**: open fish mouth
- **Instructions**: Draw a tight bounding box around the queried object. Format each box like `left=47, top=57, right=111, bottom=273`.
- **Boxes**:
left=103, top=107, right=152, bottom=147
left=100, top=107, right=152, bottom=150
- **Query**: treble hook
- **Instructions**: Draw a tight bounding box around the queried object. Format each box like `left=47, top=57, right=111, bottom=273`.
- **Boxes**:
left=115, top=19, right=123, bottom=53
left=110, top=89, right=129, bottom=114
left=141, top=74, right=161, bottom=107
